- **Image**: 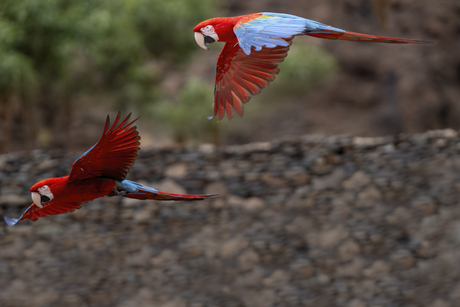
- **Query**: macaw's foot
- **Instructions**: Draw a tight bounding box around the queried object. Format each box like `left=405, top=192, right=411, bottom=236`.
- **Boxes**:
left=108, top=186, right=128, bottom=197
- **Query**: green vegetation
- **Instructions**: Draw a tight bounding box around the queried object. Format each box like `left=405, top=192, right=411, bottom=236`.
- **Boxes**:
left=0, top=0, right=217, bottom=150
left=152, top=77, right=218, bottom=144
left=273, top=42, right=337, bottom=94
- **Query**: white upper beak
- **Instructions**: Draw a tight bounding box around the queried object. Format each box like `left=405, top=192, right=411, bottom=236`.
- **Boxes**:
left=31, top=192, right=44, bottom=208
left=194, top=32, right=209, bottom=50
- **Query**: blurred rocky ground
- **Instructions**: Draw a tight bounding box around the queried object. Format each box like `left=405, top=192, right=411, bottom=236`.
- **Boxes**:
left=1, top=129, right=460, bottom=306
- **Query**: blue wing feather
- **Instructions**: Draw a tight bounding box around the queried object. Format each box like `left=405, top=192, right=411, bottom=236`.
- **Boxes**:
left=235, top=12, right=344, bottom=55
left=4, top=205, right=33, bottom=226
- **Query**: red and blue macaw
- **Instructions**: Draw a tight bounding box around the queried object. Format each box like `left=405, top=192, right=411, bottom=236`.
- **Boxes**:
left=193, top=12, right=432, bottom=120
left=4, top=113, right=218, bottom=226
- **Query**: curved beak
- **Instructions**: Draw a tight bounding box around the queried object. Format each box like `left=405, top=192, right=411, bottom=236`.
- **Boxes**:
left=31, top=192, right=43, bottom=208
left=194, top=32, right=209, bottom=50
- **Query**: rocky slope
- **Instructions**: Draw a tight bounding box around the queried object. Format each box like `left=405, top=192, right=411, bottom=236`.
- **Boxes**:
left=1, top=130, right=460, bottom=307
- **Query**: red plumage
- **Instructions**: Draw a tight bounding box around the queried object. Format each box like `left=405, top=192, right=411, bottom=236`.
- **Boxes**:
left=68, top=112, right=140, bottom=182
left=214, top=38, right=292, bottom=119
left=5, top=113, right=218, bottom=225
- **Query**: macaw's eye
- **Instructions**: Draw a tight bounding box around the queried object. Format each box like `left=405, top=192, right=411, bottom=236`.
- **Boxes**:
left=202, top=25, right=215, bottom=33
left=38, top=185, right=50, bottom=194
left=38, top=185, right=54, bottom=202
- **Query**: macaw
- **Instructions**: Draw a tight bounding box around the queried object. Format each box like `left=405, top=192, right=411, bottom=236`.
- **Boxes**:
left=4, top=113, right=218, bottom=226
left=193, top=12, right=432, bottom=120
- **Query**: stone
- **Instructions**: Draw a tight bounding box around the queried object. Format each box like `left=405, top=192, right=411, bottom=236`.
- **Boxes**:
left=240, top=290, right=275, bottom=307
left=241, top=197, right=265, bottom=212
left=317, top=274, right=331, bottom=285
left=347, top=299, right=366, bottom=307
left=238, top=249, right=260, bottom=270
left=34, top=289, right=60, bottom=306
left=199, top=143, right=216, bottom=154
left=133, top=207, right=155, bottom=223
left=343, top=171, right=371, bottom=190
left=0, top=238, right=26, bottom=258
left=204, top=181, right=228, bottom=196
left=236, top=266, right=264, bottom=287
left=165, top=163, right=188, bottom=178
left=151, top=249, right=179, bottom=267
left=227, top=194, right=245, bottom=207
left=307, top=227, right=350, bottom=249
left=157, top=179, right=187, bottom=195
left=262, top=269, right=290, bottom=287
left=356, top=186, right=382, bottom=207
left=220, top=237, right=249, bottom=259
left=385, top=207, right=411, bottom=225
left=363, top=260, right=390, bottom=278
left=125, top=246, right=154, bottom=267
left=391, top=249, right=415, bottom=269
left=261, top=172, right=289, bottom=187
left=432, top=299, right=451, bottom=307
left=161, top=299, right=186, bottom=307
left=336, top=257, right=364, bottom=278
left=0, top=194, right=30, bottom=206
left=338, top=239, right=361, bottom=261
left=244, top=172, right=260, bottom=181
left=36, top=159, right=60, bottom=172
left=313, top=168, right=346, bottom=190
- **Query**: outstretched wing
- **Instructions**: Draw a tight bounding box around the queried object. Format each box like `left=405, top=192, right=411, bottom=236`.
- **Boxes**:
left=213, top=38, right=292, bottom=120
left=68, top=112, right=140, bottom=182
left=234, top=12, right=343, bottom=55
left=235, top=12, right=431, bottom=52
left=4, top=202, right=82, bottom=226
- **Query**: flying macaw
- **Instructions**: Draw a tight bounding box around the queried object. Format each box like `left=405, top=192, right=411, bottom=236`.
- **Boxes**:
left=193, top=12, right=432, bottom=120
left=4, top=113, right=218, bottom=226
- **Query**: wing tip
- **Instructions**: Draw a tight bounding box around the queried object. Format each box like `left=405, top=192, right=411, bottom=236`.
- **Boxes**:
left=4, top=216, right=20, bottom=226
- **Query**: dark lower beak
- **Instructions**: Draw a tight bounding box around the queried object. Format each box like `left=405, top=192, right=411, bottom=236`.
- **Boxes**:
left=204, top=36, right=216, bottom=44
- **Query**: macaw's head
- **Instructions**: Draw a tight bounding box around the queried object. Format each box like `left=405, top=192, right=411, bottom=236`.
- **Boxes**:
left=193, top=17, right=237, bottom=50
left=30, top=178, right=62, bottom=208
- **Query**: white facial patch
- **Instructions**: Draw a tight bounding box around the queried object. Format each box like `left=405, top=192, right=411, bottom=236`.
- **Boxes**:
left=38, top=185, right=54, bottom=201
left=201, top=25, right=219, bottom=42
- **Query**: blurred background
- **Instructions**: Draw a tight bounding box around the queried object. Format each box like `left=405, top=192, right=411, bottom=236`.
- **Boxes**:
left=0, top=0, right=458, bottom=153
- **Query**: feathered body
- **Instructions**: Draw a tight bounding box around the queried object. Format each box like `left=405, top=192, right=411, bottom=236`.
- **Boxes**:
left=4, top=113, right=218, bottom=226
left=193, top=12, right=432, bottom=120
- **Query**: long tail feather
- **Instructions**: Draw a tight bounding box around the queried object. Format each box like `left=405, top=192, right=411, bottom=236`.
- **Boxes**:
left=125, top=189, right=219, bottom=201
left=116, top=180, right=218, bottom=201
left=307, top=29, right=433, bottom=44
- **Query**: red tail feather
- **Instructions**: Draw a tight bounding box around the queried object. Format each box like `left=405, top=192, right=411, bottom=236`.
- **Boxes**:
left=308, top=30, right=433, bottom=44
left=125, top=190, right=219, bottom=201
